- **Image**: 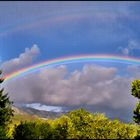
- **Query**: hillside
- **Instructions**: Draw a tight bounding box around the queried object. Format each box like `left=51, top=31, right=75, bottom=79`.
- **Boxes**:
left=12, top=106, right=41, bottom=123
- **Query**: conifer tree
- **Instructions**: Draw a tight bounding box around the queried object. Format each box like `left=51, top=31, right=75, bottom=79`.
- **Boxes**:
left=0, top=70, right=14, bottom=127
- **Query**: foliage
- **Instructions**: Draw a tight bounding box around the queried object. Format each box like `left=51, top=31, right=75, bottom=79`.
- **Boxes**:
left=13, top=121, right=41, bottom=139
left=0, top=70, right=14, bottom=139
left=12, top=108, right=138, bottom=139
left=67, top=108, right=94, bottom=139
left=0, top=70, right=14, bottom=127
left=132, top=80, right=140, bottom=99
left=133, top=101, right=140, bottom=125
left=51, top=115, right=76, bottom=139
left=38, top=121, right=53, bottom=139
left=131, top=80, right=140, bottom=139
left=131, top=80, right=140, bottom=124
left=0, top=126, right=7, bottom=139
left=135, top=126, right=140, bottom=139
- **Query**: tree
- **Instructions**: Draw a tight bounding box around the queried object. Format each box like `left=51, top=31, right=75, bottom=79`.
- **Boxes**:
left=131, top=80, right=140, bottom=139
left=0, top=70, right=14, bottom=127
left=131, top=80, right=140, bottom=124
left=52, top=115, right=76, bottom=139
left=38, top=121, right=53, bottom=139
left=13, top=121, right=41, bottom=139
left=0, top=126, right=7, bottom=139
left=67, top=108, right=94, bottom=139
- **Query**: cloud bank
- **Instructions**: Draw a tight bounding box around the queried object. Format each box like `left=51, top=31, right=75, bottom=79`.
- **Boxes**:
left=4, top=64, right=136, bottom=109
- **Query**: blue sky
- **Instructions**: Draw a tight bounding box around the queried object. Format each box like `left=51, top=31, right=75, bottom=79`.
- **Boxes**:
left=1, top=1, right=140, bottom=122
left=1, top=1, right=140, bottom=61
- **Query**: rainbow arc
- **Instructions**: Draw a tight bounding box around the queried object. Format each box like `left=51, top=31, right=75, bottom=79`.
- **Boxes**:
left=3, top=54, right=140, bottom=82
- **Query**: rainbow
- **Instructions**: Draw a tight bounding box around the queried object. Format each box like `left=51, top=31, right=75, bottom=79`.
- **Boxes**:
left=1, top=9, right=139, bottom=37
left=3, top=54, right=140, bottom=82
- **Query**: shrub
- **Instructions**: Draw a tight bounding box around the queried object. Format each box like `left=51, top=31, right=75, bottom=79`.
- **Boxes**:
left=38, top=121, right=53, bottom=139
left=13, top=121, right=41, bottom=139
left=51, top=115, right=76, bottom=139
left=0, top=126, right=7, bottom=139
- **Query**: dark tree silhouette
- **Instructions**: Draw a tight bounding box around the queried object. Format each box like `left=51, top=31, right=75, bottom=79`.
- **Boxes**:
left=0, top=70, right=14, bottom=127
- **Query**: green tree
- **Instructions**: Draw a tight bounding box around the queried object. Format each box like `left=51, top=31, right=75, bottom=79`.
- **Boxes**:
left=131, top=80, right=140, bottom=139
left=13, top=121, right=41, bottom=139
left=0, top=126, right=7, bottom=139
left=131, top=80, right=140, bottom=124
left=12, top=109, right=138, bottom=139
left=0, top=70, right=14, bottom=139
left=67, top=108, right=94, bottom=139
left=39, top=121, right=53, bottom=139
left=52, top=115, right=76, bottom=139
left=0, top=70, right=14, bottom=127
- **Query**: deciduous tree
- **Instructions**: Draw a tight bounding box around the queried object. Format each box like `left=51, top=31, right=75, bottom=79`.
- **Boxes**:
left=131, top=80, right=140, bottom=124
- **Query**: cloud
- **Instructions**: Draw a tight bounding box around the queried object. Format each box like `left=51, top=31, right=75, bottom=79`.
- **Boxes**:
left=2, top=60, right=138, bottom=122
left=4, top=64, right=137, bottom=109
left=128, top=39, right=140, bottom=49
left=121, top=48, right=129, bottom=55
left=127, top=65, right=140, bottom=79
left=118, top=39, right=140, bottom=56
left=0, top=44, right=40, bottom=75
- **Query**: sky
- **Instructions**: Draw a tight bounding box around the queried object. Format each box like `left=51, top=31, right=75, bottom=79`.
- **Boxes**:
left=0, top=1, right=140, bottom=122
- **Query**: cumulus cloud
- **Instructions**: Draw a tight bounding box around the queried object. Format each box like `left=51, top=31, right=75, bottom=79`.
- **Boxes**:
left=4, top=64, right=137, bottom=110
left=0, top=44, right=40, bottom=75
left=118, top=39, right=140, bottom=55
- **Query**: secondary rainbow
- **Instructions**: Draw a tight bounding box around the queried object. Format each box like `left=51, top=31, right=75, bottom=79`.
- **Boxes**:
left=3, top=54, right=140, bottom=82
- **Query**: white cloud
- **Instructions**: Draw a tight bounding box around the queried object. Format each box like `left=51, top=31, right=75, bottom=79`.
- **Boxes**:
left=128, top=39, right=140, bottom=49
left=118, top=39, right=140, bottom=55
left=127, top=65, right=140, bottom=79
left=122, top=48, right=129, bottom=55
left=0, top=44, right=40, bottom=75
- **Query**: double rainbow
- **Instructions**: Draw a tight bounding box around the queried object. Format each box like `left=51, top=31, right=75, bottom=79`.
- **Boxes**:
left=3, top=54, right=140, bottom=82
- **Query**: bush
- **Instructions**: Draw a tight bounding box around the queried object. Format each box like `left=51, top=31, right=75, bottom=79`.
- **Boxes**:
left=13, top=120, right=54, bottom=139
left=52, top=115, right=76, bottom=139
left=38, top=121, right=53, bottom=139
left=13, top=121, right=41, bottom=139
left=135, top=126, right=140, bottom=139
left=0, top=126, right=7, bottom=139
